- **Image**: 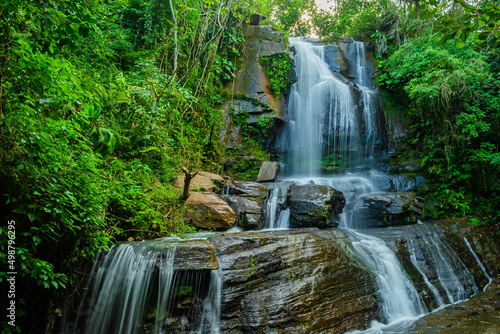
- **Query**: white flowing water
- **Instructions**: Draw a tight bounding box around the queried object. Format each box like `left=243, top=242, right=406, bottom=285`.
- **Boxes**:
left=265, top=188, right=280, bottom=229
left=463, top=236, right=493, bottom=291
left=78, top=243, right=175, bottom=334
left=353, top=41, right=379, bottom=157
left=75, top=239, right=222, bottom=334
left=350, top=232, right=426, bottom=322
left=198, top=267, right=223, bottom=334
left=286, top=38, right=359, bottom=175
left=154, top=249, right=176, bottom=333
left=407, top=238, right=445, bottom=307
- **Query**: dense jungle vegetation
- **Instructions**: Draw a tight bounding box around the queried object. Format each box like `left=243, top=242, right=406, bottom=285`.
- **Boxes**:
left=0, top=0, right=499, bottom=332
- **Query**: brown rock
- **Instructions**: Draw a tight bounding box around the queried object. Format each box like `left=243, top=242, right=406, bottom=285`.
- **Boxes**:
left=197, top=171, right=225, bottom=186
left=173, top=174, right=216, bottom=192
left=185, top=192, right=236, bottom=230
left=173, top=240, right=219, bottom=270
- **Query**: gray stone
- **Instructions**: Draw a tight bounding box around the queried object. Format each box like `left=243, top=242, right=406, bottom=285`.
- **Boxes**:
left=257, top=161, right=280, bottom=182
left=355, top=192, right=424, bottom=227
left=220, top=194, right=265, bottom=230
left=210, top=229, right=378, bottom=333
left=288, top=184, right=345, bottom=228
left=225, top=180, right=269, bottom=198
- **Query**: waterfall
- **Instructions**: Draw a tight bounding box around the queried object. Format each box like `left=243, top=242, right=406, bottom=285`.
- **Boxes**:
left=198, top=267, right=223, bottom=334
left=265, top=183, right=291, bottom=229
left=353, top=41, right=379, bottom=158
left=285, top=38, right=359, bottom=176
left=74, top=239, right=221, bottom=334
left=407, top=238, right=445, bottom=307
left=350, top=232, right=426, bottom=322
left=284, top=38, right=480, bottom=333
left=78, top=242, right=170, bottom=334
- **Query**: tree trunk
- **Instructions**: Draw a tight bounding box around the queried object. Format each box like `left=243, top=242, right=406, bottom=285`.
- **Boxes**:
left=181, top=167, right=198, bottom=200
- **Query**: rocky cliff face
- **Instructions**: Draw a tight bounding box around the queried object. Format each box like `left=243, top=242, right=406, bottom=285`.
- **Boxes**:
left=220, top=23, right=290, bottom=149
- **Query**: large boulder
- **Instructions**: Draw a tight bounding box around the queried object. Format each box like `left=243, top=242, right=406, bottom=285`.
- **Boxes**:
left=256, top=161, right=280, bottom=182
left=210, top=230, right=378, bottom=333
left=174, top=174, right=216, bottom=192
left=355, top=192, right=424, bottom=228
left=288, top=184, right=345, bottom=228
left=184, top=192, right=236, bottom=230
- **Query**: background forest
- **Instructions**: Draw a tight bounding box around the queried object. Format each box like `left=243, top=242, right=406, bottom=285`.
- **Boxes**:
left=0, top=0, right=499, bottom=332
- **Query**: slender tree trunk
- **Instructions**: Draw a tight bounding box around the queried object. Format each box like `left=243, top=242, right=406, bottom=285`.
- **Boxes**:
left=181, top=167, right=198, bottom=200
left=169, top=0, right=178, bottom=83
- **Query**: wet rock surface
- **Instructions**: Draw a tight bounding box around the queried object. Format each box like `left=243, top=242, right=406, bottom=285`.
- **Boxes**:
left=366, top=220, right=500, bottom=312
left=287, top=184, right=346, bottom=228
left=355, top=192, right=424, bottom=227
left=410, top=281, right=500, bottom=333
left=221, top=23, right=290, bottom=149
left=210, top=229, right=379, bottom=333
left=172, top=239, right=219, bottom=271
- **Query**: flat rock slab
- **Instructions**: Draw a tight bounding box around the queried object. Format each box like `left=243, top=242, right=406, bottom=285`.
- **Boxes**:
left=410, top=281, right=500, bottom=333
left=174, top=174, right=216, bottom=192
left=172, top=239, right=219, bottom=271
left=209, top=229, right=378, bottom=333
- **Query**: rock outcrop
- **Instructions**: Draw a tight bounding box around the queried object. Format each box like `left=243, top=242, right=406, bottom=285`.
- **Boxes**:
left=256, top=161, right=280, bottom=182
left=184, top=192, right=236, bottom=230
left=220, top=21, right=291, bottom=149
left=288, top=184, right=345, bottom=228
left=220, top=181, right=269, bottom=229
left=355, top=192, right=424, bottom=227
left=211, top=229, right=379, bottom=333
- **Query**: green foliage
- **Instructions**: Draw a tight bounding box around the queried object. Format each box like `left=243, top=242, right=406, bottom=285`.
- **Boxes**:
left=0, top=0, right=256, bottom=331
left=431, top=0, right=500, bottom=51
left=259, top=53, right=295, bottom=97
left=379, top=34, right=500, bottom=221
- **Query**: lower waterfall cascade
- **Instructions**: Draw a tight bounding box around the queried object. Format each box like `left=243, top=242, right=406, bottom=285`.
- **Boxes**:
left=64, top=38, right=497, bottom=334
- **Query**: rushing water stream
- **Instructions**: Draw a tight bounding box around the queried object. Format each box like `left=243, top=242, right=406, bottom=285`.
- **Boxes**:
left=68, top=38, right=491, bottom=334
